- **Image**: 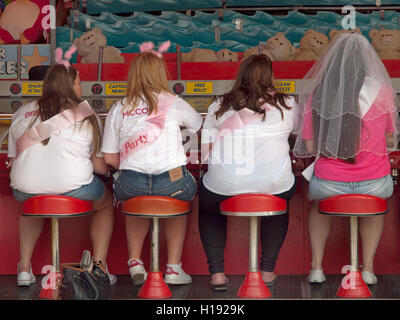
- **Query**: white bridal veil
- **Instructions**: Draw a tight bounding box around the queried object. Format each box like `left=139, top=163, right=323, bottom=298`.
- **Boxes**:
left=293, top=32, right=400, bottom=159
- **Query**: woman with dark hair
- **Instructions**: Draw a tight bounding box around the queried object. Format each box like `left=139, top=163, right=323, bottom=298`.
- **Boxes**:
left=294, top=33, right=399, bottom=285
left=199, top=54, right=299, bottom=290
left=8, top=64, right=115, bottom=287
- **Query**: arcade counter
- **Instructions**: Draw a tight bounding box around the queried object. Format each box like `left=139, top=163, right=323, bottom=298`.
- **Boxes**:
left=0, top=59, right=400, bottom=277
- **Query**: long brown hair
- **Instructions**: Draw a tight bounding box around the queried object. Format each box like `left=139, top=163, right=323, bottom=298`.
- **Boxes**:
left=124, top=52, right=174, bottom=114
left=37, top=64, right=101, bottom=154
left=215, top=54, right=291, bottom=120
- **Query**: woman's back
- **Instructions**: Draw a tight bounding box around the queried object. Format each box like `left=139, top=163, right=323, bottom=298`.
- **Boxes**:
left=9, top=101, right=97, bottom=194
left=203, top=95, right=299, bottom=196
left=102, top=93, right=202, bottom=174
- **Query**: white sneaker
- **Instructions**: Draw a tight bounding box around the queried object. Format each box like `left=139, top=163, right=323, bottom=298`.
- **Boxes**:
left=164, top=262, right=192, bottom=285
left=362, top=271, right=377, bottom=285
left=128, top=259, right=147, bottom=285
left=105, top=264, right=117, bottom=286
left=17, top=263, right=36, bottom=286
left=308, top=269, right=326, bottom=284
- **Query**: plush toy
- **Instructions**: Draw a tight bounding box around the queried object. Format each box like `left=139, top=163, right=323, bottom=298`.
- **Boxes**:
left=329, top=28, right=361, bottom=40
left=73, top=27, right=125, bottom=63
left=369, top=29, right=400, bottom=60
left=181, top=48, right=217, bottom=62
left=242, top=45, right=273, bottom=60
left=242, top=33, right=297, bottom=61
left=0, top=0, right=47, bottom=44
left=181, top=48, right=238, bottom=62
left=216, top=49, right=239, bottom=62
left=294, top=30, right=329, bottom=61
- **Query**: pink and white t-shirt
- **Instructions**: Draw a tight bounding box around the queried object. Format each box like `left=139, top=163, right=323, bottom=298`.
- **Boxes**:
left=302, top=85, right=395, bottom=182
left=8, top=101, right=103, bottom=194
left=101, top=94, right=203, bottom=174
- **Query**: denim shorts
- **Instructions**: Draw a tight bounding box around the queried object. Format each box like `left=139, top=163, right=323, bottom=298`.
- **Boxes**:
left=12, top=175, right=105, bottom=202
left=114, top=166, right=197, bottom=202
left=308, top=174, right=393, bottom=201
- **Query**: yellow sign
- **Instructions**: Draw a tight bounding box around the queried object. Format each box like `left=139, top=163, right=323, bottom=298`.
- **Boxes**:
left=186, top=82, right=213, bottom=94
left=105, top=83, right=127, bottom=96
left=274, top=80, right=295, bottom=93
left=22, top=82, right=43, bottom=95
left=184, top=97, right=213, bottom=113
left=106, top=98, right=120, bottom=110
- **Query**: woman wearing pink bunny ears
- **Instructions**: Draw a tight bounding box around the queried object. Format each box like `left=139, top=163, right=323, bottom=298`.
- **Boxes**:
left=8, top=47, right=116, bottom=287
left=102, top=41, right=203, bottom=285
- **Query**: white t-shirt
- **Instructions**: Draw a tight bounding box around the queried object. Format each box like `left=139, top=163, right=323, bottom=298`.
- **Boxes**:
left=202, top=96, right=299, bottom=196
left=101, top=94, right=203, bottom=174
left=8, top=101, right=102, bottom=194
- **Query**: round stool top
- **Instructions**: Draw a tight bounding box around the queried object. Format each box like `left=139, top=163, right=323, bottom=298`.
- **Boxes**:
left=22, top=195, right=94, bottom=218
left=121, top=196, right=191, bottom=218
left=319, top=194, right=388, bottom=217
left=220, top=194, right=287, bottom=217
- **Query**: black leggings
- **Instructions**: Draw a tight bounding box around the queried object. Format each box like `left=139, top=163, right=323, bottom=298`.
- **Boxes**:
left=198, top=179, right=297, bottom=275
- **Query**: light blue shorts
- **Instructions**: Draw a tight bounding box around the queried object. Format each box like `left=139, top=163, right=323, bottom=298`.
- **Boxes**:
left=12, top=175, right=105, bottom=203
left=308, top=174, right=394, bottom=201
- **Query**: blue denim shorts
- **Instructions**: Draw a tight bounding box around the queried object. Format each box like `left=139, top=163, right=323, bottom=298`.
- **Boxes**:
left=114, top=166, right=197, bottom=202
left=12, top=175, right=105, bottom=202
left=308, top=174, right=394, bottom=201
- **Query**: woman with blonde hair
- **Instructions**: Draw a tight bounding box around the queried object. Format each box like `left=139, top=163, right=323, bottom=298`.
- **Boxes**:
left=9, top=63, right=115, bottom=286
left=102, top=41, right=203, bottom=285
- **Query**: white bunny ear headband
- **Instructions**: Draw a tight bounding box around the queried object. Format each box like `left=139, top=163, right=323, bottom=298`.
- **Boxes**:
left=139, top=40, right=171, bottom=58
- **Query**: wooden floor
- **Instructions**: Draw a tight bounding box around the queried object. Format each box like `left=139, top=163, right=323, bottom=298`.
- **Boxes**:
left=1, top=274, right=400, bottom=300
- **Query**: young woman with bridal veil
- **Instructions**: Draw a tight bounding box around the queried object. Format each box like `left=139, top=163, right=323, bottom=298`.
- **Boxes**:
left=294, top=32, right=400, bottom=285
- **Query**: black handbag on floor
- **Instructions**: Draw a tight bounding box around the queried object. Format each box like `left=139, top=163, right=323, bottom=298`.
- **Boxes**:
left=60, top=251, right=112, bottom=300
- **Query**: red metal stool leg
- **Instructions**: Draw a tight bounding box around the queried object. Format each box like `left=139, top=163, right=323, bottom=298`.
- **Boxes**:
left=336, top=217, right=372, bottom=298
left=138, top=217, right=172, bottom=299
left=237, top=216, right=271, bottom=299
left=39, top=217, right=62, bottom=300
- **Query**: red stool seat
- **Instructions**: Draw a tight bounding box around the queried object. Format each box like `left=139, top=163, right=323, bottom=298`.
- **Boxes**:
left=121, top=196, right=191, bottom=218
left=121, top=196, right=192, bottom=299
left=318, top=194, right=388, bottom=299
left=22, top=195, right=93, bottom=300
left=22, top=195, right=94, bottom=218
left=220, top=193, right=287, bottom=299
left=220, top=194, right=287, bottom=216
left=319, top=194, right=388, bottom=217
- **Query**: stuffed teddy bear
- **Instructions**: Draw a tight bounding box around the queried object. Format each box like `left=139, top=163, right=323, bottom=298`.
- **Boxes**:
left=369, top=28, right=400, bottom=60
left=294, top=30, right=329, bottom=60
left=242, top=33, right=297, bottom=61
left=216, top=49, right=239, bottom=62
left=329, top=28, right=361, bottom=40
left=181, top=48, right=238, bottom=62
left=0, top=0, right=47, bottom=44
left=181, top=48, right=217, bottom=62
left=73, top=27, right=125, bottom=63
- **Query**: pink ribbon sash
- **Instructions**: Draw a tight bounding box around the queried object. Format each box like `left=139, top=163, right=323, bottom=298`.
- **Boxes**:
left=16, top=100, right=95, bottom=157
left=204, top=103, right=272, bottom=161
left=119, top=92, right=176, bottom=162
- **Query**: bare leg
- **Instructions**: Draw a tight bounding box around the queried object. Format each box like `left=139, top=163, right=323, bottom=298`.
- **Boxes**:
left=19, top=216, right=44, bottom=272
left=308, top=200, right=332, bottom=270
left=90, top=187, right=114, bottom=262
left=164, top=215, right=188, bottom=265
left=359, top=215, right=384, bottom=272
left=125, top=216, right=150, bottom=261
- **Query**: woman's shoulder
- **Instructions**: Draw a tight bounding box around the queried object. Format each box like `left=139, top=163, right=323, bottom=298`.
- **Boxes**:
left=13, top=100, right=39, bottom=120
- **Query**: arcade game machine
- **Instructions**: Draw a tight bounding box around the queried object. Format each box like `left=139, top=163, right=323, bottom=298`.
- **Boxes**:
left=1, top=0, right=400, bottom=299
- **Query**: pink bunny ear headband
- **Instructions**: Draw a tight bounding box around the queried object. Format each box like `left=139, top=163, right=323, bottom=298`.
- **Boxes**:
left=55, top=45, right=77, bottom=68
left=139, top=40, right=171, bottom=58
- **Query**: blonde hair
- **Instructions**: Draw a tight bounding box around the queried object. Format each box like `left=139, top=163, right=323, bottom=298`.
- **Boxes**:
left=124, top=52, right=173, bottom=114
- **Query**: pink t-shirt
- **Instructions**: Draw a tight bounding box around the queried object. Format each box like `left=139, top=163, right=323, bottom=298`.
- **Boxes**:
left=302, top=87, right=395, bottom=182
